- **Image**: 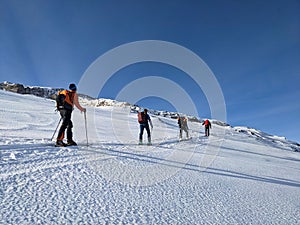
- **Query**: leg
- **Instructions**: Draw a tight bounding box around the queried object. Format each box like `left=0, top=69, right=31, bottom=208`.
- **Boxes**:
left=66, top=119, right=73, bottom=141
left=145, top=125, right=151, bottom=143
left=183, top=127, right=189, bottom=138
left=66, top=118, right=77, bottom=145
left=139, top=124, right=145, bottom=143
left=57, top=110, right=71, bottom=141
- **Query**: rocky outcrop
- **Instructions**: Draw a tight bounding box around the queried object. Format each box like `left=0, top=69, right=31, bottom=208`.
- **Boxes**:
left=0, top=81, right=62, bottom=100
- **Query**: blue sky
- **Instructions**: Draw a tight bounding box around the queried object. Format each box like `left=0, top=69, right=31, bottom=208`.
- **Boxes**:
left=1, top=0, right=299, bottom=143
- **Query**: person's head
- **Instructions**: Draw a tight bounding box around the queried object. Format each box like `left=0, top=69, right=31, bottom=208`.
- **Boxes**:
left=144, top=108, right=148, bottom=114
left=69, top=83, right=77, bottom=92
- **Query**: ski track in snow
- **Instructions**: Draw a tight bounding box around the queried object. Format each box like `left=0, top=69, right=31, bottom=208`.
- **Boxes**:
left=1, top=90, right=300, bottom=224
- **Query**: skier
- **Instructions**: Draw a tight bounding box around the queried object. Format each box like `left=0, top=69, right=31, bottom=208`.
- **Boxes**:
left=202, top=119, right=211, bottom=136
left=138, top=109, right=153, bottom=145
left=177, top=116, right=189, bottom=140
left=56, top=83, right=86, bottom=147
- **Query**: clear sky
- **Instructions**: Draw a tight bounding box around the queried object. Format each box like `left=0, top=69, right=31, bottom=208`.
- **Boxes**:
left=1, top=0, right=299, bottom=143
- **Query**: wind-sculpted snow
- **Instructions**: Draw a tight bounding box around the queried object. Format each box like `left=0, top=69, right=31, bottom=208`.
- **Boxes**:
left=0, top=90, right=300, bottom=224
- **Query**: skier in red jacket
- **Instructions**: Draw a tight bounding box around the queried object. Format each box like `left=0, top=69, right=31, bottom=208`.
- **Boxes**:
left=202, top=119, right=211, bottom=136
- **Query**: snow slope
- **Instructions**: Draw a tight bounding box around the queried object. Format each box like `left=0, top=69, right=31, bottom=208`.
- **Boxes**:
left=1, top=90, right=300, bottom=224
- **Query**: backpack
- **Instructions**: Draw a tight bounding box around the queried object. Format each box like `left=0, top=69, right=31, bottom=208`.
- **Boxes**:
left=178, top=117, right=187, bottom=128
left=138, top=112, right=147, bottom=124
left=203, top=119, right=211, bottom=127
left=56, top=90, right=74, bottom=110
left=182, top=118, right=187, bottom=127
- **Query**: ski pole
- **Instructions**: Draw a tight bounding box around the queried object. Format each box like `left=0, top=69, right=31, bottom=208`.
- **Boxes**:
left=51, top=117, right=62, bottom=141
left=84, top=111, right=89, bottom=146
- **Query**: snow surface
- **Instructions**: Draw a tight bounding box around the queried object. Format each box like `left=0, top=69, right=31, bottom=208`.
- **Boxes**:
left=1, top=90, right=300, bottom=224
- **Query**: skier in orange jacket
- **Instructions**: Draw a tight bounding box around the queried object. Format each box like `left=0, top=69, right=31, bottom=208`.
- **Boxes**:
left=56, top=83, right=86, bottom=147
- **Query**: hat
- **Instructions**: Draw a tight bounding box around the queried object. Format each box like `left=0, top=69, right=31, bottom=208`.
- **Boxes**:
left=69, top=83, right=77, bottom=91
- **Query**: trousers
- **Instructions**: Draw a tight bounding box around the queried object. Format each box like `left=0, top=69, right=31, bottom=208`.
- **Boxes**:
left=57, top=109, right=73, bottom=141
left=139, top=124, right=151, bottom=141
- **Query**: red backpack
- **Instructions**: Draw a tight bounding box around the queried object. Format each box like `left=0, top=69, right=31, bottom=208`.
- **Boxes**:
left=138, top=112, right=147, bottom=124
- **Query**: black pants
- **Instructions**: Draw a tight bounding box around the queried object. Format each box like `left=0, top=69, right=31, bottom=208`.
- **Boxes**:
left=205, top=125, right=210, bottom=136
left=139, top=124, right=151, bottom=141
left=57, top=109, right=73, bottom=141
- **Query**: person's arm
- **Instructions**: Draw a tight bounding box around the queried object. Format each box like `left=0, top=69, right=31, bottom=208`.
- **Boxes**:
left=149, top=120, right=153, bottom=129
left=148, top=115, right=153, bottom=129
left=73, top=93, right=86, bottom=112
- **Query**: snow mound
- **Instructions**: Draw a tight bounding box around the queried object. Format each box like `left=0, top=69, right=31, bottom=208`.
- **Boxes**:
left=234, top=126, right=299, bottom=152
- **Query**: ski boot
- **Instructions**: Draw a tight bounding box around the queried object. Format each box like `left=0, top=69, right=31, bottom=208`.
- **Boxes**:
left=55, top=140, right=67, bottom=147
left=67, top=139, right=77, bottom=146
left=147, top=137, right=152, bottom=146
left=139, top=139, right=143, bottom=145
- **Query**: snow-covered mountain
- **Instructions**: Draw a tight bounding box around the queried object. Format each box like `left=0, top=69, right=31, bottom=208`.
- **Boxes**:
left=1, top=84, right=300, bottom=224
left=0, top=81, right=298, bottom=148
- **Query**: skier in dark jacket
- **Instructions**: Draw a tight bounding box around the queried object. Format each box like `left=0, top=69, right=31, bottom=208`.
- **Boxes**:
left=138, top=109, right=153, bottom=145
left=202, top=119, right=211, bottom=136
left=56, top=83, right=86, bottom=147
